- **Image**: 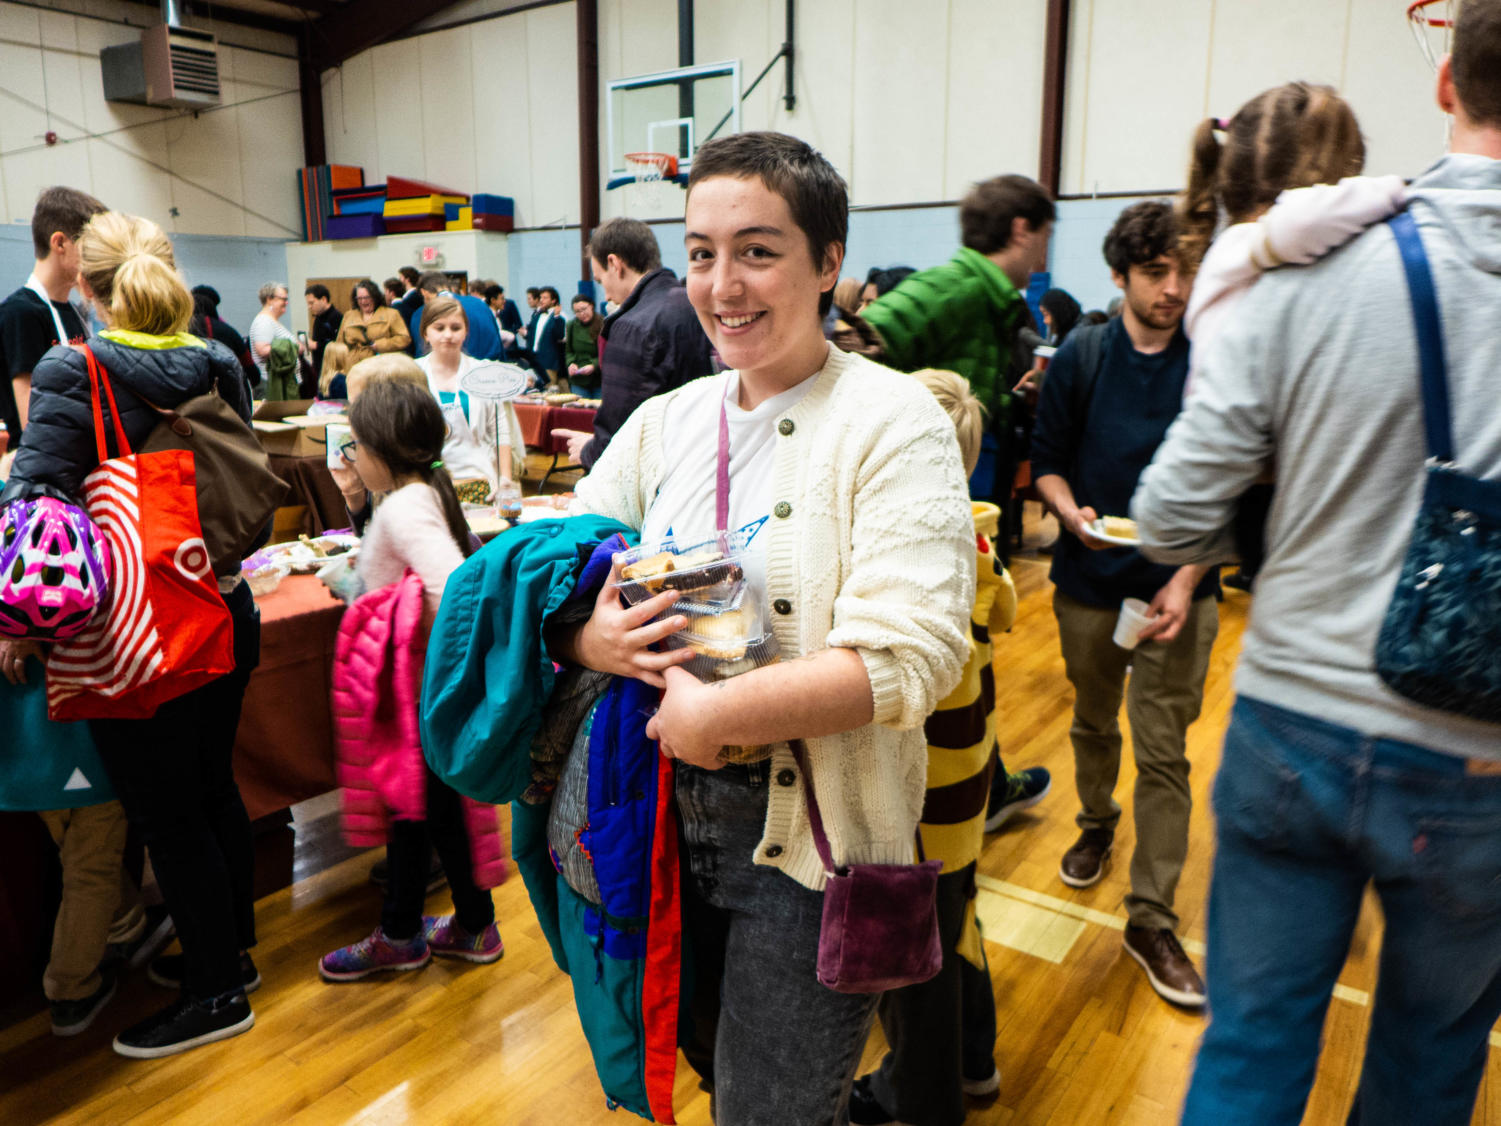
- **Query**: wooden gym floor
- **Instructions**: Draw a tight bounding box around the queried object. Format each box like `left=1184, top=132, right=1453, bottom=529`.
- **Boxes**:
left=1, top=511, right=1497, bottom=1125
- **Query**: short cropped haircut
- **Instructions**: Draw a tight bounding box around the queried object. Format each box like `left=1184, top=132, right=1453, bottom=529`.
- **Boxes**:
left=484, top=285, right=505, bottom=301
left=382, top=276, right=403, bottom=298
left=304, top=283, right=330, bottom=301
left=541, top=285, right=560, bottom=304
left=1103, top=201, right=1179, bottom=277
left=1453, top=0, right=1501, bottom=126
left=258, top=281, right=286, bottom=305
left=526, top=287, right=540, bottom=298
left=571, top=293, right=593, bottom=307
left=32, top=186, right=106, bottom=258
left=688, top=131, right=847, bottom=316
left=398, top=266, right=420, bottom=287
left=910, top=368, right=985, bottom=477
left=417, top=270, right=449, bottom=294
left=959, top=175, right=1055, bottom=256
left=587, top=217, right=663, bottom=276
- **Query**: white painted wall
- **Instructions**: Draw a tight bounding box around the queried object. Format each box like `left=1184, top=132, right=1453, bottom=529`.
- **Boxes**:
left=1061, top=0, right=1448, bottom=195
left=321, top=2, right=581, bottom=230
left=0, top=0, right=305, bottom=239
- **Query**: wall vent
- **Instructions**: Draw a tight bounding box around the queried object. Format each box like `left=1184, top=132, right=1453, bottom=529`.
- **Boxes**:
left=102, top=25, right=221, bottom=111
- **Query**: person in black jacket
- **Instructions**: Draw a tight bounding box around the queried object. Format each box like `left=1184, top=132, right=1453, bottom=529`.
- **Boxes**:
left=552, top=218, right=714, bottom=469
left=189, top=286, right=256, bottom=397
left=0, top=212, right=263, bottom=1060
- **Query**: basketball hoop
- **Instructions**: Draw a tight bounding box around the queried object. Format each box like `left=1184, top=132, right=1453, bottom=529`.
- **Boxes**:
left=1407, top=0, right=1454, bottom=70
left=623, top=152, right=679, bottom=183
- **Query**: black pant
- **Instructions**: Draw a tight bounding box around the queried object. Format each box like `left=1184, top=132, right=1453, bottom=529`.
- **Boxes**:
left=870, top=862, right=999, bottom=1126
left=1233, top=483, right=1276, bottom=579
left=381, top=767, right=494, bottom=940
left=91, top=581, right=260, bottom=1001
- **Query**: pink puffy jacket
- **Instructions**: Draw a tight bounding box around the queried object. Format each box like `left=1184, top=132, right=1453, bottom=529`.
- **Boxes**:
left=331, top=569, right=505, bottom=889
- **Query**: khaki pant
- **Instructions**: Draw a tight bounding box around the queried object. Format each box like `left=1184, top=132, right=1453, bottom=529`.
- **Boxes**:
left=38, top=803, right=145, bottom=1001
left=1053, top=589, right=1218, bottom=931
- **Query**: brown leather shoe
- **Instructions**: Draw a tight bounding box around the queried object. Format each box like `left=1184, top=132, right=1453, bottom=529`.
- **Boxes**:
left=1123, top=925, right=1206, bottom=1008
left=1059, top=828, right=1113, bottom=888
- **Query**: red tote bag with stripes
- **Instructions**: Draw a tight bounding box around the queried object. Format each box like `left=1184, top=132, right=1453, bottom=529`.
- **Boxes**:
left=45, top=346, right=233, bottom=721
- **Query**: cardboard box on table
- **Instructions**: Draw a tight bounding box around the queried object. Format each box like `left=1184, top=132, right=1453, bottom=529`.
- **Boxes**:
left=252, top=400, right=346, bottom=458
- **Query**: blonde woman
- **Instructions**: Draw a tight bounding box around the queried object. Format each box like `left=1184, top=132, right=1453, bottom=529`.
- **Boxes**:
left=0, top=212, right=262, bottom=1059
left=414, top=296, right=525, bottom=503
left=337, top=279, right=411, bottom=363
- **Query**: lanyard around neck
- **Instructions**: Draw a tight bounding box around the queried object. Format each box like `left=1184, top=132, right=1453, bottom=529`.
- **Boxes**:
left=716, top=388, right=731, bottom=536
left=25, top=274, right=71, bottom=345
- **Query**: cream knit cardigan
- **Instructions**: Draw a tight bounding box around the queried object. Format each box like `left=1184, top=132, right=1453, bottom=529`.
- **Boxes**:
left=575, top=345, right=976, bottom=890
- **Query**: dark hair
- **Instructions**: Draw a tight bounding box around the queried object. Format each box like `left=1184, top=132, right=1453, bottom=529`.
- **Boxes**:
left=687, top=131, right=847, bottom=317
left=348, top=379, right=474, bottom=559
left=351, top=278, right=385, bottom=308
left=190, top=284, right=221, bottom=312
left=959, top=175, right=1055, bottom=256
left=1180, top=83, right=1364, bottom=271
left=189, top=289, right=215, bottom=337
left=541, top=286, right=561, bottom=305
left=417, top=271, right=449, bottom=294
left=1081, top=310, right=1110, bottom=326
left=382, top=277, right=403, bottom=297
left=1040, top=288, right=1082, bottom=343
left=570, top=293, right=593, bottom=307
left=305, top=283, right=330, bottom=301
left=526, top=286, right=540, bottom=298
left=398, top=266, right=420, bottom=287
left=1103, top=201, right=1179, bottom=277
left=32, top=186, right=106, bottom=258
left=1452, top=0, right=1501, bottom=125
left=484, top=285, right=505, bottom=301
left=867, top=266, right=916, bottom=299
left=587, top=217, right=663, bottom=276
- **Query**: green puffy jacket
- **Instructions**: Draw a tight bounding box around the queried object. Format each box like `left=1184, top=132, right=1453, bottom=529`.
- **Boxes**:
left=861, top=246, right=1026, bottom=430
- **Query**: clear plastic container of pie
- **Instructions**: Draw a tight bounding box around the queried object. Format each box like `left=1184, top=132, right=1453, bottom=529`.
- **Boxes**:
left=662, top=601, right=781, bottom=682
left=613, top=529, right=754, bottom=615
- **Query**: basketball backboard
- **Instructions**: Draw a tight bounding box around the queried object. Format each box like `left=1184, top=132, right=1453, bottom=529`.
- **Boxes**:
left=605, top=61, right=741, bottom=190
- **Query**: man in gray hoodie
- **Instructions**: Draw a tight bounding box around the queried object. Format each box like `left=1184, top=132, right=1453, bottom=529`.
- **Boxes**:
left=1133, top=4, right=1501, bottom=1123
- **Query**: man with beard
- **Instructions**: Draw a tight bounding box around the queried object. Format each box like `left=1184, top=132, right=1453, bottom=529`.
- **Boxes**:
left=1029, top=199, right=1218, bottom=1009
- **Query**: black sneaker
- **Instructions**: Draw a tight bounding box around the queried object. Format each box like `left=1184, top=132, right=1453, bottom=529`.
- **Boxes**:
left=1222, top=570, right=1253, bottom=593
left=50, top=965, right=117, bottom=1037
left=148, top=951, right=260, bottom=994
left=985, top=766, right=1052, bottom=832
left=113, top=992, right=254, bottom=1059
left=848, top=1076, right=897, bottom=1126
left=103, top=906, right=175, bottom=973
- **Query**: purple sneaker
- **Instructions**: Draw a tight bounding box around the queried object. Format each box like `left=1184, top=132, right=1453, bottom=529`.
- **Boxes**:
left=421, top=915, right=504, bottom=964
left=318, top=927, right=430, bottom=982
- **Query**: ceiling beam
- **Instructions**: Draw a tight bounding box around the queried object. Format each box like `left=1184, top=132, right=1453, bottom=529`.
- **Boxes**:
left=183, top=0, right=305, bottom=37
left=277, top=0, right=339, bottom=17
left=310, top=0, right=463, bottom=69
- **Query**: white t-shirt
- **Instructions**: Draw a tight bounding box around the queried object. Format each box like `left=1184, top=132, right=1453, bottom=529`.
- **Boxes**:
left=639, top=371, right=817, bottom=609
left=248, top=312, right=294, bottom=384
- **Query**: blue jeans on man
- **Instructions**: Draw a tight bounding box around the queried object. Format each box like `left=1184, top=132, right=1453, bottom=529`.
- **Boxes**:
left=1183, top=696, right=1501, bottom=1126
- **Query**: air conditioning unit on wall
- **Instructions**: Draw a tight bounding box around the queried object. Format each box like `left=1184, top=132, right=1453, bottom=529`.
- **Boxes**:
left=101, top=24, right=222, bottom=110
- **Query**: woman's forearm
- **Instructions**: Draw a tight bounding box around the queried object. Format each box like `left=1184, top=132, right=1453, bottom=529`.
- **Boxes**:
left=696, top=647, right=873, bottom=745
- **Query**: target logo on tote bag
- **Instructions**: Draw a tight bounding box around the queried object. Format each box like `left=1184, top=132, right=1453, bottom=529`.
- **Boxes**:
left=45, top=346, right=233, bottom=721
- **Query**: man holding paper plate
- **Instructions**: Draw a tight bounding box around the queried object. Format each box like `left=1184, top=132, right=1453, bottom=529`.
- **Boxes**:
left=1029, top=200, right=1220, bottom=1011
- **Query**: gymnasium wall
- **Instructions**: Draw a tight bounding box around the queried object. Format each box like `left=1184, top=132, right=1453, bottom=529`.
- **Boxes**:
left=0, top=0, right=306, bottom=240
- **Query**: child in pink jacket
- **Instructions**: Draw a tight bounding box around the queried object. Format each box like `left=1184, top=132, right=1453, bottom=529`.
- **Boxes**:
left=319, top=376, right=504, bottom=981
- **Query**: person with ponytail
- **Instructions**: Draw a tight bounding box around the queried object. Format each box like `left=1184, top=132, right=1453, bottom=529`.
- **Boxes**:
left=317, top=376, right=503, bottom=981
left=1178, top=82, right=1406, bottom=397
left=0, top=211, right=263, bottom=1059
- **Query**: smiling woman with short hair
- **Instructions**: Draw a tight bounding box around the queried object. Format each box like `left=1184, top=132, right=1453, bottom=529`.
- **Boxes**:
left=565, top=130, right=977, bottom=1123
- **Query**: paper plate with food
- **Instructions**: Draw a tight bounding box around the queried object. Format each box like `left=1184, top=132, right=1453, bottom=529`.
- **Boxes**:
left=1089, top=515, right=1142, bottom=547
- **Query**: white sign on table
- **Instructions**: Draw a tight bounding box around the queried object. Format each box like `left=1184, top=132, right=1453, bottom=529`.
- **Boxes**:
left=459, top=362, right=531, bottom=402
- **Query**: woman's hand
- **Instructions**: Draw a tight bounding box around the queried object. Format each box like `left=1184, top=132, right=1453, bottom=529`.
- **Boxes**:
left=647, top=666, right=724, bottom=769
left=0, top=639, right=44, bottom=685
left=561, top=560, right=696, bottom=687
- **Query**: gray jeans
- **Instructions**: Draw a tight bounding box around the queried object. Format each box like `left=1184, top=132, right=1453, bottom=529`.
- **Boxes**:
left=677, top=760, right=879, bottom=1126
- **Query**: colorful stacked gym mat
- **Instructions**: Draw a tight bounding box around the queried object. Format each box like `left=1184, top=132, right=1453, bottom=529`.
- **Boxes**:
left=298, top=164, right=364, bottom=242
left=304, top=172, right=514, bottom=241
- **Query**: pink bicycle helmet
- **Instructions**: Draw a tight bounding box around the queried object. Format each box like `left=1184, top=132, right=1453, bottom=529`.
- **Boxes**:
left=0, top=496, right=111, bottom=641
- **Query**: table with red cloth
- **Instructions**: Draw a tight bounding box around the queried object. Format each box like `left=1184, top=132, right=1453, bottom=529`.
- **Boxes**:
left=510, top=400, right=598, bottom=451
left=269, top=453, right=349, bottom=537
left=234, top=575, right=346, bottom=821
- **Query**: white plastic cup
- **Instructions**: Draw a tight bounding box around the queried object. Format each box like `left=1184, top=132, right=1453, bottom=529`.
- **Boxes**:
left=1113, top=598, right=1154, bottom=650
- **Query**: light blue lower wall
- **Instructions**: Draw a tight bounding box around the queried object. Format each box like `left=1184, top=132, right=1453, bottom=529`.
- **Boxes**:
left=0, top=223, right=288, bottom=336
left=504, top=193, right=1164, bottom=319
